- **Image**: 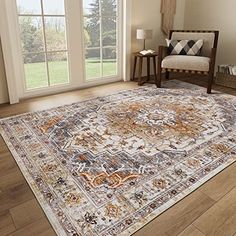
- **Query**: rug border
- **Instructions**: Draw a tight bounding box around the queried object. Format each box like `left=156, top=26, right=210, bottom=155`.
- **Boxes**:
left=124, top=158, right=236, bottom=236
left=0, top=80, right=235, bottom=236
left=0, top=126, right=67, bottom=236
left=0, top=79, right=228, bottom=122
left=0, top=82, right=153, bottom=121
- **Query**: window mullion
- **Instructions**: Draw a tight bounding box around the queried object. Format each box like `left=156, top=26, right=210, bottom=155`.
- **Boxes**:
left=23, top=49, right=67, bottom=56
left=19, top=14, right=65, bottom=17
left=99, top=0, right=103, bottom=77
left=40, top=0, right=50, bottom=86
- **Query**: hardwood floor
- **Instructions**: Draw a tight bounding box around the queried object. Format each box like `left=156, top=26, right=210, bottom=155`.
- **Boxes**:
left=0, top=79, right=236, bottom=236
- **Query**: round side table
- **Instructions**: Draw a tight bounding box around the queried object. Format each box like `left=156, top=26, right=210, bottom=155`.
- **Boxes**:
left=132, top=52, right=158, bottom=86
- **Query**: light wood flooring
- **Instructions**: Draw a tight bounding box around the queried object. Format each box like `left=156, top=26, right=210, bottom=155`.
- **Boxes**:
left=0, top=78, right=236, bottom=236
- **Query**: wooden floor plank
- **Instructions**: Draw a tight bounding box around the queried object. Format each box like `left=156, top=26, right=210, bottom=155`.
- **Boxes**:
left=0, top=138, right=9, bottom=153
left=199, top=163, right=236, bottom=201
left=10, top=199, right=46, bottom=230
left=133, top=190, right=215, bottom=236
left=0, top=182, right=34, bottom=213
left=0, top=168, right=24, bottom=190
left=8, top=218, right=56, bottom=236
left=177, top=225, right=205, bottom=236
left=0, top=211, right=16, bottom=236
left=0, top=153, right=16, bottom=178
left=193, top=187, right=236, bottom=236
left=37, top=228, right=57, bottom=236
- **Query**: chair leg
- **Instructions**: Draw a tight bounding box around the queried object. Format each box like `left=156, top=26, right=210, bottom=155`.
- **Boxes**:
left=157, top=62, right=162, bottom=88
left=157, top=70, right=162, bottom=88
left=207, top=73, right=214, bottom=94
left=153, top=56, right=157, bottom=84
left=165, top=71, right=169, bottom=80
left=132, top=56, right=137, bottom=81
left=138, top=57, right=143, bottom=86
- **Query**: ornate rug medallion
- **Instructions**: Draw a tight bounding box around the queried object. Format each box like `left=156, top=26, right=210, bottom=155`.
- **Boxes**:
left=0, top=80, right=236, bottom=236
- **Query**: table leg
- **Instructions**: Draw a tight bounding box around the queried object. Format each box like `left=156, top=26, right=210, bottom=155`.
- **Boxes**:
left=153, top=56, right=157, bottom=84
left=132, top=56, right=137, bottom=81
left=147, top=57, right=150, bottom=81
left=138, top=57, right=143, bottom=86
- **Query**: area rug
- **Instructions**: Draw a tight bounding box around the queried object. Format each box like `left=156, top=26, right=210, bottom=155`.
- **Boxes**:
left=0, top=80, right=236, bottom=236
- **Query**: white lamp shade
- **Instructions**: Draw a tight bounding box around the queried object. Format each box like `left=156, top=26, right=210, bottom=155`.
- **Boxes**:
left=136, top=29, right=153, bottom=40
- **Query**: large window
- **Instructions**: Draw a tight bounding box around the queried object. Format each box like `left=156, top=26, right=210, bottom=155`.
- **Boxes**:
left=83, top=0, right=118, bottom=80
left=16, top=0, right=69, bottom=90
left=3, top=0, right=124, bottom=101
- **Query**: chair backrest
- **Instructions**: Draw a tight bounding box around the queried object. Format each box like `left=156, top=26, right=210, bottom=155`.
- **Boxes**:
left=169, top=30, right=219, bottom=57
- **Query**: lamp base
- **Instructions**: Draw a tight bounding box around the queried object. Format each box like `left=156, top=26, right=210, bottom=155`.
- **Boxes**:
left=143, top=39, right=146, bottom=50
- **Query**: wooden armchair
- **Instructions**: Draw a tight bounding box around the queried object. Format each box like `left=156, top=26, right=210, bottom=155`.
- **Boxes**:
left=157, top=30, right=219, bottom=93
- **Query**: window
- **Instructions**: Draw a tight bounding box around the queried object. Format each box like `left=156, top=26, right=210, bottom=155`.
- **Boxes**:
left=2, top=0, right=125, bottom=101
left=16, top=0, right=69, bottom=90
left=83, top=0, right=118, bottom=80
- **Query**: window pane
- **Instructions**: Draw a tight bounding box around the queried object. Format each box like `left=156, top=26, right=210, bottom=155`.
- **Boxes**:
left=44, top=17, right=67, bottom=51
left=84, top=17, right=100, bottom=48
left=85, top=49, right=101, bottom=79
left=102, top=17, right=117, bottom=46
left=101, top=0, right=117, bottom=17
left=102, top=47, right=117, bottom=76
left=19, top=17, right=44, bottom=54
left=83, top=0, right=119, bottom=81
left=43, top=0, right=65, bottom=15
left=47, top=52, right=69, bottom=86
left=17, top=0, right=41, bottom=15
left=24, top=53, right=48, bottom=89
left=83, top=0, right=98, bottom=16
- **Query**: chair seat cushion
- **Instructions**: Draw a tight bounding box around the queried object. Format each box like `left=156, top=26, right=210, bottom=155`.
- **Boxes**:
left=162, top=55, right=210, bottom=72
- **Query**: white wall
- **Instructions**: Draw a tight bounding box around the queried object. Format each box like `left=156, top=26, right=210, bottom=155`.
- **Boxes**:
left=184, top=0, right=236, bottom=67
left=131, top=0, right=186, bottom=76
left=131, top=0, right=185, bottom=53
left=0, top=40, right=9, bottom=104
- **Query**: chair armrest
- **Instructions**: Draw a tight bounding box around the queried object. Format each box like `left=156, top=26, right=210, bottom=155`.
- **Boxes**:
left=158, top=46, right=168, bottom=61
left=209, top=47, right=217, bottom=74
left=157, top=46, right=168, bottom=76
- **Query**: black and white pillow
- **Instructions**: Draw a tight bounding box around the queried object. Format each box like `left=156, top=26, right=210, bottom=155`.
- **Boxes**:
left=166, top=39, right=204, bottom=56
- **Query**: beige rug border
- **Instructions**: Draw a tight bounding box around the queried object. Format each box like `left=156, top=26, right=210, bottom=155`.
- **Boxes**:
left=0, top=81, right=235, bottom=236
left=0, top=125, right=68, bottom=236
left=125, top=158, right=236, bottom=236
left=0, top=79, right=223, bottom=122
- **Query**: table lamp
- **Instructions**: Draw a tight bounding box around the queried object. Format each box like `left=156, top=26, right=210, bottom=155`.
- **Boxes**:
left=136, top=29, right=153, bottom=50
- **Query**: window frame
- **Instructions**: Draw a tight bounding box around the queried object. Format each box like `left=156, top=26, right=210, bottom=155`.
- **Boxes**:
left=82, top=0, right=122, bottom=82
left=17, top=0, right=70, bottom=91
left=0, top=0, right=132, bottom=103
